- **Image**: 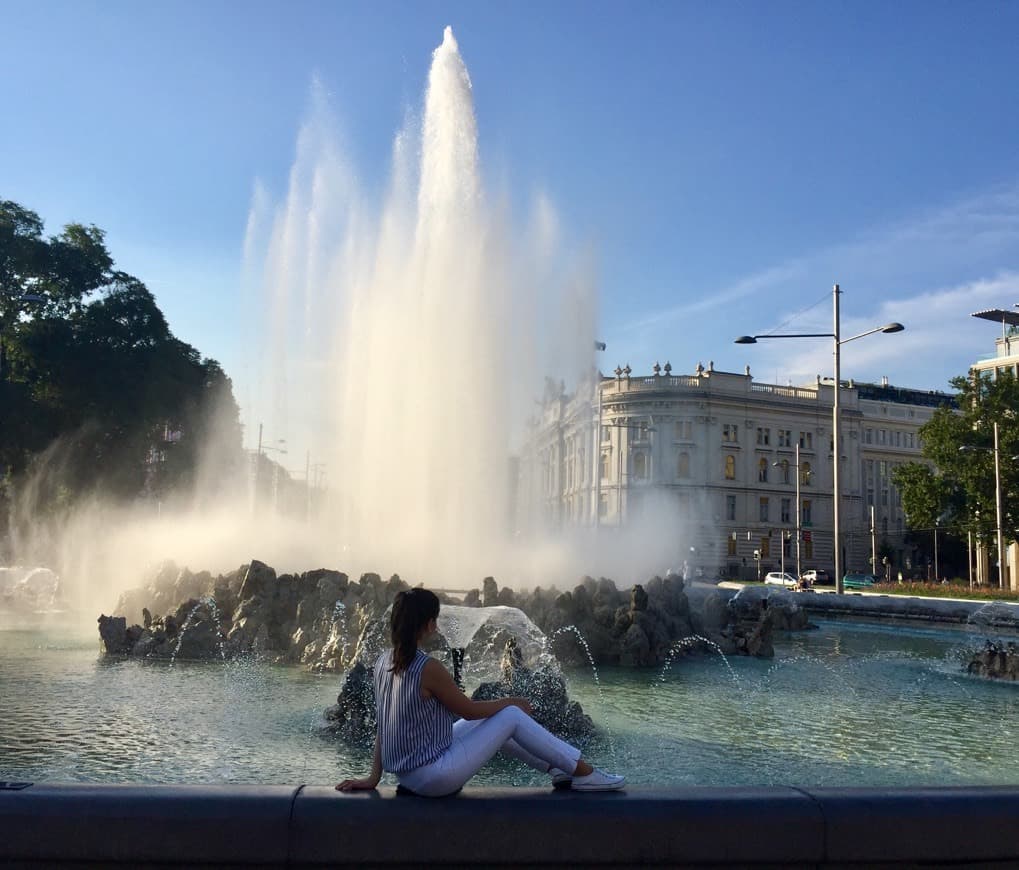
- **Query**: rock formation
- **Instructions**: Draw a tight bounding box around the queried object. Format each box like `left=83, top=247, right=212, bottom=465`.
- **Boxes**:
left=967, top=640, right=1019, bottom=681
left=98, top=561, right=808, bottom=667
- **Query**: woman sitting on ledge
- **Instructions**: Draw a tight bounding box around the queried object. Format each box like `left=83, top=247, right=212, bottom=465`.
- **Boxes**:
left=337, top=587, right=625, bottom=796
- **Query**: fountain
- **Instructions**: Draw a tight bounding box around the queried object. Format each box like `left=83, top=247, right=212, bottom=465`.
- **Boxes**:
left=0, top=566, right=62, bottom=614
left=4, top=25, right=1019, bottom=868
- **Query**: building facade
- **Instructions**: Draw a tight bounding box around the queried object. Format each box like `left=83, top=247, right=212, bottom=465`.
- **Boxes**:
left=518, top=363, right=952, bottom=579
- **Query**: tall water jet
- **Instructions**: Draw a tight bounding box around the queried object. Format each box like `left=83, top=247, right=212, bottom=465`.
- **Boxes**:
left=243, top=26, right=598, bottom=585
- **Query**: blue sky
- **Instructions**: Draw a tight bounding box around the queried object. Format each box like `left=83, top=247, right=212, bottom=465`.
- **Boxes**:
left=4, top=0, right=1019, bottom=444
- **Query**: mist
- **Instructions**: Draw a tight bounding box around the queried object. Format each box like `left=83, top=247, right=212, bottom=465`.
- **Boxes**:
left=4, top=27, right=696, bottom=619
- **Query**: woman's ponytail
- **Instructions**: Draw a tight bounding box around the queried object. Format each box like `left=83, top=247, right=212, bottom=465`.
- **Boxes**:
left=390, top=588, right=440, bottom=674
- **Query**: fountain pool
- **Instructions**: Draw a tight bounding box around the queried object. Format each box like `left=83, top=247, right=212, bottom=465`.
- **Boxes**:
left=2, top=618, right=1016, bottom=788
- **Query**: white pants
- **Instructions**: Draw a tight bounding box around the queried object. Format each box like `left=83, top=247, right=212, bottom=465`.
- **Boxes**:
left=397, top=706, right=582, bottom=797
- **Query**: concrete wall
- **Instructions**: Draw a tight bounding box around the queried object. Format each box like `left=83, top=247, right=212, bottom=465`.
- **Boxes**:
left=3, top=783, right=1019, bottom=867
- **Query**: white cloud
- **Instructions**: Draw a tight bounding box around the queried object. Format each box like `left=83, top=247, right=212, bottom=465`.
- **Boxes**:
left=613, top=181, right=1019, bottom=389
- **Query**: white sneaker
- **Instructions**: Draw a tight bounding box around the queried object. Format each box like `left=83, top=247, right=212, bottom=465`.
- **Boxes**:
left=549, top=767, right=572, bottom=788
left=570, top=768, right=626, bottom=791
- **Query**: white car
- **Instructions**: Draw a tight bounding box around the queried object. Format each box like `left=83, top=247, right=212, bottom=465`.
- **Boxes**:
left=763, top=571, right=799, bottom=588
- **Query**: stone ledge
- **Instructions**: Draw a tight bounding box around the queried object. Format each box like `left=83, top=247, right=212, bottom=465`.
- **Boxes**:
left=3, top=784, right=1019, bottom=866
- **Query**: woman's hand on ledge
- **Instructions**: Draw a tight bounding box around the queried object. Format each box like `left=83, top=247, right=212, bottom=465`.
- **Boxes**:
left=335, top=777, right=379, bottom=792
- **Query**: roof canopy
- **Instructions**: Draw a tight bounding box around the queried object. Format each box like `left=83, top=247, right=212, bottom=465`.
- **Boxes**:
left=972, top=308, right=1019, bottom=327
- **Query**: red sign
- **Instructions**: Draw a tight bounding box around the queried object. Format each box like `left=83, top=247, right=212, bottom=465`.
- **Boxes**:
left=803, top=530, right=812, bottom=542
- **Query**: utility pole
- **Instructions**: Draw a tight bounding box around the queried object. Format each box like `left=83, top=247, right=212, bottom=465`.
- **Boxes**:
left=253, top=423, right=263, bottom=514
left=870, top=504, right=877, bottom=578
left=305, top=450, right=311, bottom=521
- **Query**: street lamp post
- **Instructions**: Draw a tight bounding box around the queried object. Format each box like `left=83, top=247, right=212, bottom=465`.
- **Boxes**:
left=773, top=442, right=805, bottom=579
left=736, top=283, right=904, bottom=594
left=960, top=420, right=1007, bottom=590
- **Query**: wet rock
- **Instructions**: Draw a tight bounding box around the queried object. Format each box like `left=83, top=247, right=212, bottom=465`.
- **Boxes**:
left=482, top=576, right=499, bottom=607
left=967, top=640, right=1019, bottom=681
left=470, top=638, right=594, bottom=744
left=98, top=614, right=128, bottom=654
left=323, top=661, right=376, bottom=746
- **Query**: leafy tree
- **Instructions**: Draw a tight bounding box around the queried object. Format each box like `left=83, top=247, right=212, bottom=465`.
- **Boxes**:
left=0, top=199, right=244, bottom=537
left=893, top=370, right=1019, bottom=574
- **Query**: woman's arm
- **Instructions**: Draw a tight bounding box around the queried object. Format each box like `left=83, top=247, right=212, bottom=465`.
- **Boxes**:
left=421, top=658, right=532, bottom=720
left=335, top=727, right=382, bottom=791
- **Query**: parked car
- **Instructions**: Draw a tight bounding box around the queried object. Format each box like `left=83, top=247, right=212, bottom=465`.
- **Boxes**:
left=843, top=572, right=878, bottom=590
left=800, top=569, right=832, bottom=586
left=764, top=571, right=799, bottom=588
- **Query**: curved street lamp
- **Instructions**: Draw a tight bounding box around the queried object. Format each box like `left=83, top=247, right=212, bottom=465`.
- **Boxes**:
left=736, top=284, right=904, bottom=593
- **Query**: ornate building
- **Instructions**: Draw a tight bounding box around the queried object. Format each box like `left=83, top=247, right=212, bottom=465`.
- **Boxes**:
left=518, top=362, right=952, bottom=580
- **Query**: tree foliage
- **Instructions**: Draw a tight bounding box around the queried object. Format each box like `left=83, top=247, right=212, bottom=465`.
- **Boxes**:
left=893, top=371, right=1019, bottom=548
left=0, top=199, right=243, bottom=519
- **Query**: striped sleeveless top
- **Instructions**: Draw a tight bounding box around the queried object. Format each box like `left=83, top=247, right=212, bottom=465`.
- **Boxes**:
left=373, top=648, right=455, bottom=774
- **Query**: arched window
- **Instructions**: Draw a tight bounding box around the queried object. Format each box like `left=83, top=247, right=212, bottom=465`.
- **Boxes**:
left=724, top=455, right=736, bottom=480
left=780, top=459, right=790, bottom=484
left=677, top=452, right=690, bottom=479
left=801, top=461, right=812, bottom=486
left=758, top=457, right=768, bottom=482
left=634, top=452, right=649, bottom=479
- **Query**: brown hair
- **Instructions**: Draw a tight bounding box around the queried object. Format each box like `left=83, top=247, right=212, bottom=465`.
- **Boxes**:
left=390, top=588, right=440, bottom=674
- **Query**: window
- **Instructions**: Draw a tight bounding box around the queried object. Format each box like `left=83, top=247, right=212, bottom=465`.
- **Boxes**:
left=802, top=499, right=812, bottom=524
left=726, top=494, right=736, bottom=521
left=677, top=452, right=690, bottom=478
left=759, top=497, right=769, bottom=522
left=601, top=426, right=610, bottom=443
left=756, top=427, right=770, bottom=446
left=801, top=461, right=811, bottom=486
left=867, top=488, right=874, bottom=506
left=866, top=459, right=874, bottom=482
left=761, top=535, right=770, bottom=558
left=758, top=457, right=768, bottom=482
left=781, top=498, right=791, bottom=523
left=600, top=451, right=610, bottom=480
left=723, top=423, right=739, bottom=443
left=865, top=428, right=873, bottom=444
left=674, top=420, right=692, bottom=440
left=894, top=430, right=901, bottom=447
left=779, top=459, right=790, bottom=484
left=724, top=455, right=736, bottom=480
left=634, top=453, right=649, bottom=479
left=879, top=429, right=887, bottom=445
left=879, top=460, right=887, bottom=477
left=799, top=431, right=813, bottom=450
left=599, top=494, right=609, bottom=517
left=881, top=488, right=888, bottom=505
left=727, top=535, right=737, bottom=556
left=778, top=429, right=792, bottom=448
left=804, top=539, right=814, bottom=559
left=783, top=534, right=792, bottom=557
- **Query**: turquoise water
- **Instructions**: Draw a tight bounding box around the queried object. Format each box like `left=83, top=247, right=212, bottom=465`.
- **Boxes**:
left=1, top=619, right=1016, bottom=787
